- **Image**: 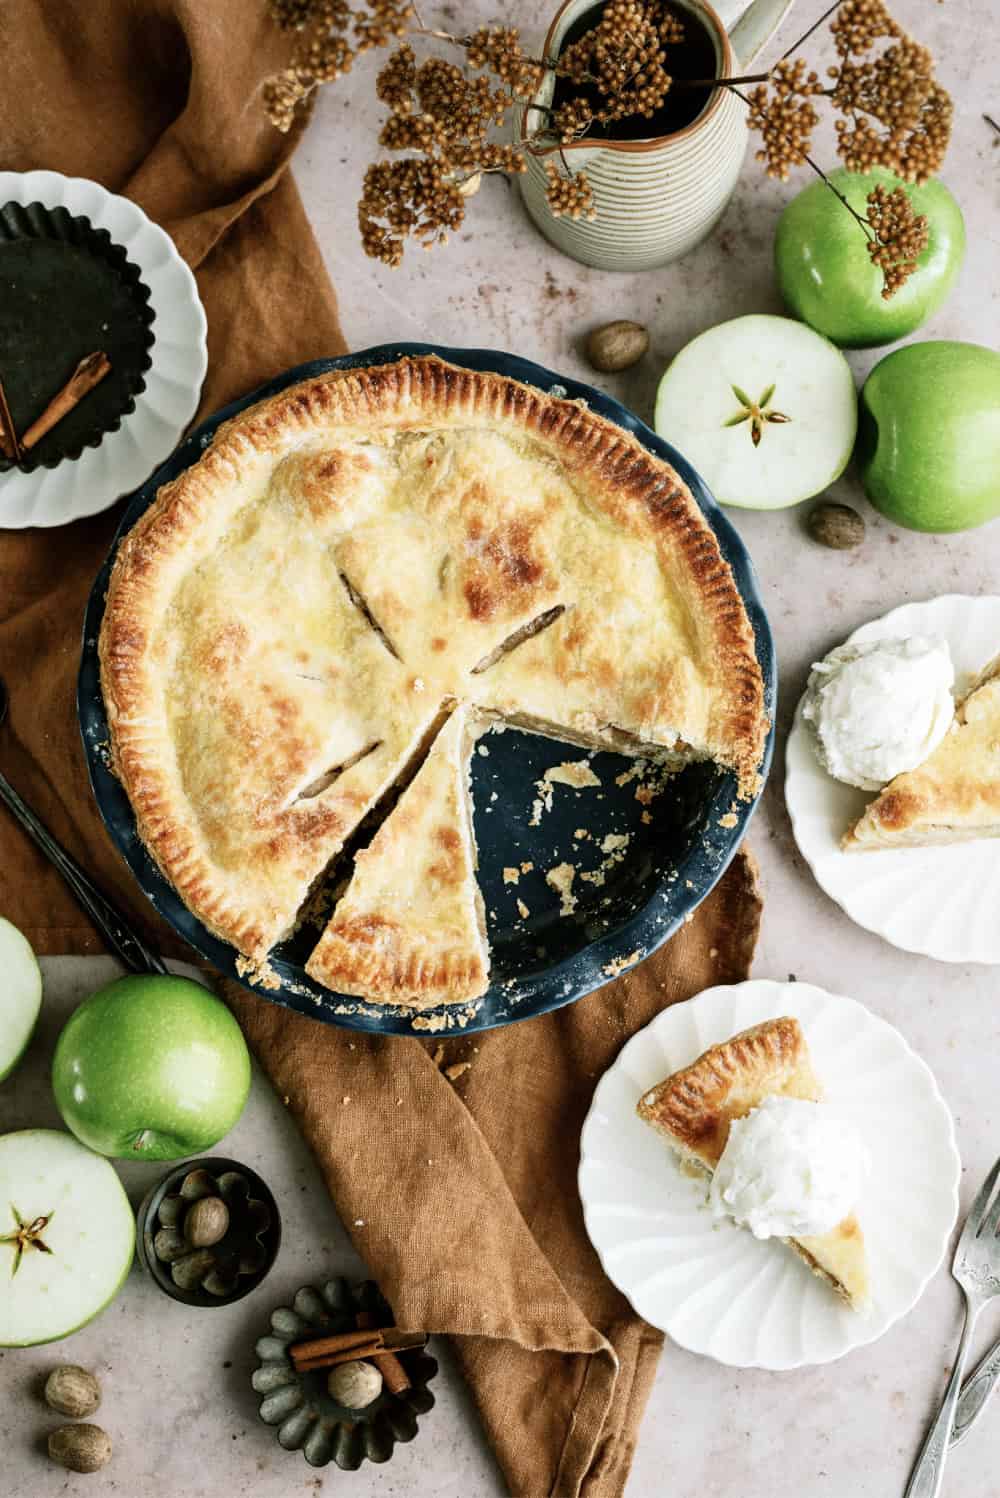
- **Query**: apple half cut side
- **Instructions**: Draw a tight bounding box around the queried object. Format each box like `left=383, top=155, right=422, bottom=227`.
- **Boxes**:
left=0, top=1130, right=135, bottom=1347
left=654, top=314, right=858, bottom=510
left=0, top=916, right=43, bottom=1081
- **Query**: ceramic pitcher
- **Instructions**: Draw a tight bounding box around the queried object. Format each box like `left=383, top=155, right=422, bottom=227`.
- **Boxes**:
left=518, top=0, right=794, bottom=270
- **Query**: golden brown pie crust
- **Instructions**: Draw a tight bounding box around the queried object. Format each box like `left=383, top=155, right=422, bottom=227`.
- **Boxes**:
left=637, top=1018, right=869, bottom=1308
left=99, top=355, right=767, bottom=998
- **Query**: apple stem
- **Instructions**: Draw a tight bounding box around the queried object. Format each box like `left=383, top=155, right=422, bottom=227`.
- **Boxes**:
left=131, top=1130, right=150, bottom=1153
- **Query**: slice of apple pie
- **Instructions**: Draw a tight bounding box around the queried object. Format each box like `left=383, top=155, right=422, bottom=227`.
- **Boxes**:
left=845, top=655, right=1000, bottom=850
left=305, top=706, right=488, bottom=1008
left=637, top=1017, right=870, bottom=1308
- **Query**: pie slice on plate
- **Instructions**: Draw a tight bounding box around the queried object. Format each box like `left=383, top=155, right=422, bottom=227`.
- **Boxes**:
left=636, top=1017, right=870, bottom=1308
left=845, top=655, right=1000, bottom=850
left=306, top=705, right=488, bottom=1007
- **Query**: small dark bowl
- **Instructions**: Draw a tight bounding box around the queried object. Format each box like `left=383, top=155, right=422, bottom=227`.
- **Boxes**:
left=136, top=1156, right=281, bottom=1307
left=0, top=199, right=155, bottom=474
left=253, top=1278, right=437, bottom=1468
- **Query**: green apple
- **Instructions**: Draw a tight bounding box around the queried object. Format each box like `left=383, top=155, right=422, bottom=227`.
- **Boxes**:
left=0, top=916, right=42, bottom=1080
left=0, top=1129, right=135, bottom=1346
left=52, top=974, right=251, bottom=1160
left=858, top=341, right=1000, bottom=533
left=654, top=314, right=857, bottom=509
left=775, top=168, right=965, bottom=349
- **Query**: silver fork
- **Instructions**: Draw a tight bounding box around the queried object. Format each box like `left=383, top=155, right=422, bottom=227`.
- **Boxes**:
left=904, top=1155, right=1000, bottom=1498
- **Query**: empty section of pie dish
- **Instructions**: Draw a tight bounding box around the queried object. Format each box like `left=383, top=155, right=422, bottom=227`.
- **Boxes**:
left=79, top=345, right=776, bottom=1038
left=579, top=980, right=960, bottom=1369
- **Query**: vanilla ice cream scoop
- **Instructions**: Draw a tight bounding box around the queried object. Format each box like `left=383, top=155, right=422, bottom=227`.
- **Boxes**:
left=802, top=635, right=954, bottom=791
left=709, top=1096, right=868, bottom=1240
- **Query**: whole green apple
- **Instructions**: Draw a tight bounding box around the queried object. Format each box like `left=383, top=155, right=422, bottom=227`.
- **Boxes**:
left=857, top=341, right=1000, bottom=533
left=52, top=974, right=251, bottom=1160
left=775, top=168, right=965, bottom=349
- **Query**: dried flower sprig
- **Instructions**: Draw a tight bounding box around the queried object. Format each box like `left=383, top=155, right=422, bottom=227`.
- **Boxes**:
left=262, top=0, right=951, bottom=293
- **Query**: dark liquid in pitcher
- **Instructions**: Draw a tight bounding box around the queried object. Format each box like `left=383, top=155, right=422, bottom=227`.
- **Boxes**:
left=549, top=0, right=717, bottom=141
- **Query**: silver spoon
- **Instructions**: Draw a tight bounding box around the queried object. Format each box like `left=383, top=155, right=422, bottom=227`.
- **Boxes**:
left=0, top=674, right=167, bottom=976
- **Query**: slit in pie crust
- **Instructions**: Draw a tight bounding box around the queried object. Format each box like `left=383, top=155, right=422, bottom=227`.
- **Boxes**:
left=637, top=1017, right=870, bottom=1309
left=99, top=355, right=768, bottom=1007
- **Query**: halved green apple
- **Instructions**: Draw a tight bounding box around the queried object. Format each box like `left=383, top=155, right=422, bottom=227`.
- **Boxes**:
left=0, top=1130, right=135, bottom=1346
left=654, top=314, right=857, bottom=509
left=0, top=916, right=42, bottom=1081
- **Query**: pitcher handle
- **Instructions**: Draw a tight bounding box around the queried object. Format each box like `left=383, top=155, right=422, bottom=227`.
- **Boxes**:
left=716, top=0, right=797, bottom=67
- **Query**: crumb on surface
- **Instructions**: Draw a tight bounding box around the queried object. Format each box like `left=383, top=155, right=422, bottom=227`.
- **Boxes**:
left=444, top=1060, right=471, bottom=1081
left=520, top=860, right=534, bottom=873
left=516, top=898, right=530, bottom=920
left=546, top=760, right=601, bottom=789
left=546, top=861, right=578, bottom=916
left=718, top=811, right=738, bottom=829
left=503, top=866, right=520, bottom=885
left=432, top=1044, right=446, bottom=1065
left=641, top=810, right=652, bottom=824
left=602, top=949, right=640, bottom=979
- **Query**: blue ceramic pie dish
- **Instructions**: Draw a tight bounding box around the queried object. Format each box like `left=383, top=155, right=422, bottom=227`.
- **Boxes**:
left=77, top=344, right=776, bottom=1037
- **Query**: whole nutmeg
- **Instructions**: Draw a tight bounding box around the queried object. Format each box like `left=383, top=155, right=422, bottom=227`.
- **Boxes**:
left=184, top=1196, right=230, bottom=1249
left=44, top=1365, right=101, bottom=1419
left=153, top=1227, right=189, bottom=1264
left=327, top=1359, right=384, bottom=1410
left=47, top=1423, right=112, bottom=1474
left=807, top=500, right=865, bottom=550
left=170, top=1248, right=217, bottom=1292
left=585, top=320, right=650, bottom=373
left=179, top=1168, right=217, bottom=1202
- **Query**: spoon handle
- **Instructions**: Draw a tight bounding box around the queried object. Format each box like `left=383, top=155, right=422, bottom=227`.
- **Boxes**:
left=0, top=771, right=168, bottom=977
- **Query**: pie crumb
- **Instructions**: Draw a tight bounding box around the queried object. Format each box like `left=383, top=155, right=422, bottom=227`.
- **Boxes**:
left=641, top=810, right=652, bottom=824
left=516, top=898, right=530, bottom=920
left=546, top=861, right=578, bottom=915
left=444, top=1061, right=471, bottom=1081
left=602, top=949, right=640, bottom=979
left=503, top=867, right=520, bottom=885
left=546, top=760, right=601, bottom=789
left=574, top=828, right=590, bottom=840
left=342, top=1095, right=351, bottom=1105
left=477, top=744, right=489, bottom=757
left=718, top=811, right=738, bottom=829
left=520, top=860, right=534, bottom=873
left=432, top=1044, right=446, bottom=1066
left=601, top=832, right=630, bottom=854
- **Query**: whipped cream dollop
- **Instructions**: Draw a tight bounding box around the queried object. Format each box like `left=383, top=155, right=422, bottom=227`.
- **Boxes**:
left=709, top=1096, right=869, bottom=1241
left=802, top=635, right=955, bottom=791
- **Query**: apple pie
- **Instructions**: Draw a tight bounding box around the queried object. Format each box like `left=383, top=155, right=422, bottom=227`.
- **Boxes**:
left=637, top=1017, right=870, bottom=1307
left=845, top=654, right=1000, bottom=850
left=99, top=355, right=767, bottom=1007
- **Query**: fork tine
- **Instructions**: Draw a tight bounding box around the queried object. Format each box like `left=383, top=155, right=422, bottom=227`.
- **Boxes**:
left=964, top=1155, right=1000, bottom=1251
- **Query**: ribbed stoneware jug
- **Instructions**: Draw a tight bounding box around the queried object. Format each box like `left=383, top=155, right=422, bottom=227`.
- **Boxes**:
left=519, top=0, right=794, bottom=270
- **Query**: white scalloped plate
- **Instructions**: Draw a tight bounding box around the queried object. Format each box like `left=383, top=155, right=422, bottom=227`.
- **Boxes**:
left=786, top=595, right=1000, bottom=964
left=0, top=170, right=206, bottom=528
left=579, top=980, right=959, bottom=1369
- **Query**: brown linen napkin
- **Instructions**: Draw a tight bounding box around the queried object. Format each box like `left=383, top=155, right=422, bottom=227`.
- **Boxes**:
left=0, top=6, right=765, bottom=1493
left=0, top=0, right=347, bottom=956
left=225, top=852, right=762, bottom=1498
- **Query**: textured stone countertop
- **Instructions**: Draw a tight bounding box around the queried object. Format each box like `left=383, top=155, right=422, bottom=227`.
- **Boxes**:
left=4, top=1, right=1000, bottom=1494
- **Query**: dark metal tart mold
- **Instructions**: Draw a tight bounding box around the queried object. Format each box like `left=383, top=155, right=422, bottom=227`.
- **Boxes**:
left=0, top=199, right=155, bottom=474
left=135, top=1156, right=281, bottom=1307
left=253, top=1278, right=437, bottom=1468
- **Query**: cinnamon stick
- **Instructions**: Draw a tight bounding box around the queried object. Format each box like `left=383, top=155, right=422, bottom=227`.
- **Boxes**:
left=356, top=1309, right=411, bottom=1396
left=0, top=375, right=20, bottom=462
left=21, top=351, right=111, bottom=451
left=289, top=1327, right=379, bottom=1366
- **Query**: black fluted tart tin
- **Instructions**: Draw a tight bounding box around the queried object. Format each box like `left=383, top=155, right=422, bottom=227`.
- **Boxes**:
left=253, top=1279, right=437, bottom=1469
left=135, top=1156, right=281, bottom=1307
left=0, top=200, right=155, bottom=473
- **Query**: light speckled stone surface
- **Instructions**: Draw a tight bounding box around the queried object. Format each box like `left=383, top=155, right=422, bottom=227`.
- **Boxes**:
left=3, top=1, right=1000, bottom=1492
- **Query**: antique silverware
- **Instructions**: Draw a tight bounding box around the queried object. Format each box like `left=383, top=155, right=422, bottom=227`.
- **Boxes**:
left=904, top=1155, right=1000, bottom=1497
left=950, top=1331, right=1000, bottom=1446
left=0, top=673, right=166, bottom=976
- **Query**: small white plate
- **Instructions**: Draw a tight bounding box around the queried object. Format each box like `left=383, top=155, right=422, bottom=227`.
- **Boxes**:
left=786, top=594, right=1000, bottom=964
left=0, top=170, right=207, bottom=528
left=579, top=979, right=959, bottom=1370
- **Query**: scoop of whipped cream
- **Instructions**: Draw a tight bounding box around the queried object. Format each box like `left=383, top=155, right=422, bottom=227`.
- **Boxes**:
left=802, top=635, right=955, bottom=791
left=709, top=1096, right=869, bottom=1240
